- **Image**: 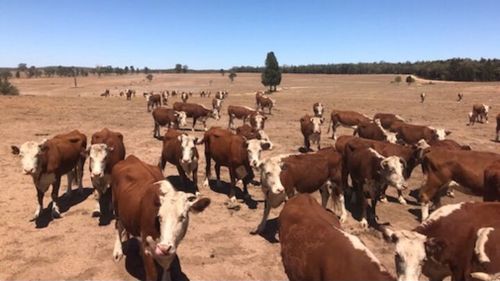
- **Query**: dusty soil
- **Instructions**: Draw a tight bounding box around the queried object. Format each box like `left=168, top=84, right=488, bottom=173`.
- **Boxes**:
left=1, top=73, right=498, bottom=280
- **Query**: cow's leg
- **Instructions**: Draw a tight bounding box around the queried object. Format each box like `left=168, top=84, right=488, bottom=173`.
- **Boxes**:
left=158, top=156, right=167, bottom=172
left=203, top=153, right=211, bottom=187
left=51, top=176, right=62, bottom=218
left=202, top=118, right=208, bottom=131
left=303, top=136, right=310, bottom=151
left=250, top=198, right=271, bottom=235
left=142, top=246, right=158, bottom=281
left=112, top=220, right=124, bottom=261
left=215, top=163, right=222, bottom=188
left=496, top=128, right=500, bottom=142
left=317, top=135, right=321, bottom=150
left=154, top=122, right=159, bottom=138
left=228, top=115, right=233, bottom=129
left=76, top=158, right=85, bottom=192
left=192, top=165, right=199, bottom=195
left=92, top=187, right=102, bottom=217
left=66, top=170, right=74, bottom=196
left=357, top=181, right=369, bottom=228
left=397, top=189, right=407, bottom=205
left=226, top=167, right=240, bottom=210
left=331, top=183, right=347, bottom=223
left=161, top=270, right=172, bottom=281
left=242, top=163, right=255, bottom=190
left=419, top=173, right=446, bottom=221
left=33, top=189, right=44, bottom=220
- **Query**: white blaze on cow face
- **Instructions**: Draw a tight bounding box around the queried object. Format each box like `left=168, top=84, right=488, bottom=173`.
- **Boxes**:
left=252, top=114, right=266, bottom=130
left=370, top=148, right=405, bottom=190
left=175, top=111, right=188, bottom=127
left=429, top=127, right=450, bottom=140
left=475, top=227, right=494, bottom=263
left=179, top=134, right=197, bottom=164
left=310, top=117, right=324, bottom=134
left=148, top=180, right=209, bottom=268
left=15, top=141, right=43, bottom=175
left=246, top=139, right=270, bottom=168
left=89, top=143, right=112, bottom=178
left=211, top=108, right=220, bottom=120
left=314, top=103, right=324, bottom=117
left=259, top=156, right=285, bottom=195
left=389, top=230, right=428, bottom=281
left=483, top=104, right=490, bottom=114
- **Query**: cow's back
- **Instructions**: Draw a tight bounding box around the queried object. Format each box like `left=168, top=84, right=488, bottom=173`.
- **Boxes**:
left=43, top=131, right=87, bottom=174
left=281, top=153, right=331, bottom=194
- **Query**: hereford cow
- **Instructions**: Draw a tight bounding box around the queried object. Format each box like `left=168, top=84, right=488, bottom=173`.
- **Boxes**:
left=158, top=129, right=200, bottom=194
left=280, top=194, right=395, bottom=281
left=300, top=114, right=324, bottom=152
left=392, top=123, right=451, bottom=144
left=496, top=113, right=500, bottom=142
left=87, top=128, right=125, bottom=218
left=327, top=110, right=372, bottom=140
left=11, top=130, right=87, bottom=219
left=211, top=97, right=223, bottom=113
left=181, top=92, right=188, bottom=103
left=353, top=119, right=398, bottom=143
left=200, top=91, right=206, bottom=98
left=249, top=112, right=266, bottom=130
left=173, top=102, right=220, bottom=131
left=111, top=155, right=210, bottom=281
left=215, top=91, right=228, bottom=100
left=252, top=148, right=346, bottom=234
left=373, top=113, right=405, bottom=130
left=470, top=227, right=500, bottom=281
left=125, top=89, right=134, bottom=101
left=419, top=149, right=500, bottom=221
left=256, top=94, right=275, bottom=114
left=345, top=146, right=406, bottom=228
left=147, top=93, right=162, bottom=112
left=382, top=202, right=500, bottom=281
left=484, top=160, right=500, bottom=202
left=161, top=91, right=168, bottom=105
left=472, top=104, right=491, bottom=124
left=227, top=105, right=258, bottom=129
left=313, top=102, right=324, bottom=117
left=416, top=139, right=472, bottom=152
left=101, top=89, right=110, bottom=97
left=235, top=124, right=273, bottom=150
left=200, top=127, right=270, bottom=209
left=152, top=107, right=188, bottom=139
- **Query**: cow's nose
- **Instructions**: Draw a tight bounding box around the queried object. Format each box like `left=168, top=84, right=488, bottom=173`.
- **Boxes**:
left=156, top=244, right=173, bottom=256
left=276, top=187, right=284, bottom=193
left=92, top=172, right=103, bottom=178
left=23, top=168, right=34, bottom=175
left=251, top=160, right=259, bottom=167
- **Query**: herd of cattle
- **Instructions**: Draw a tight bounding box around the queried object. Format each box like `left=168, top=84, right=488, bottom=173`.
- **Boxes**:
left=10, top=88, right=500, bottom=281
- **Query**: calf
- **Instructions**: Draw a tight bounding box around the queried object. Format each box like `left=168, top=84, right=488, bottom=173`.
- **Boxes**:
left=354, top=119, right=398, bottom=143
left=382, top=202, right=500, bottom=281
left=152, top=107, right=188, bottom=139
left=373, top=112, right=405, bottom=130
left=111, top=155, right=210, bottom=281
left=470, top=227, right=500, bottom=281
left=147, top=93, right=162, bottom=112
left=249, top=112, right=266, bottom=130
left=345, top=146, right=405, bottom=228
left=235, top=124, right=273, bottom=150
left=313, top=102, right=324, bottom=117
left=300, top=114, right=324, bottom=151
left=327, top=110, right=372, bottom=140
left=392, top=123, right=451, bottom=144
left=211, top=97, right=223, bottom=113
left=87, top=128, right=125, bottom=217
left=253, top=148, right=345, bottom=234
left=419, top=149, right=500, bottom=220
left=496, top=113, right=500, bottom=142
left=484, top=160, right=500, bottom=201
left=11, top=130, right=87, bottom=219
left=181, top=92, right=188, bottom=103
left=173, top=102, right=220, bottom=131
left=200, top=127, right=270, bottom=209
left=472, top=104, right=491, bottom=123
left=280, top=194, right=395, bottom=281
left=158, top=129, right=200, bottom=193
left=256, top=94, right=275, bottom=114
left=227, top=105, right=258, bottom=129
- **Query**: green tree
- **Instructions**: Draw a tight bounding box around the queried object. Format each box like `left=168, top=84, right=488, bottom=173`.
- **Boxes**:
left=146, top=74, right=153, bottom=82
left=15, top=71, right=20, bottom=78
left=18, top=63, right=27, bottom=72
left=220, top=69, right=225, bottom=76
left=228, top=71, right=237, bottom=82
left=144, top=67, right=150, bottom=74
left=261, top=51, right=282, bottom=92
left=0, top=71, right=13, bottom=80
left=175, top=64, right=182, bottom=73
left=0, top=77, right=19, bottom=95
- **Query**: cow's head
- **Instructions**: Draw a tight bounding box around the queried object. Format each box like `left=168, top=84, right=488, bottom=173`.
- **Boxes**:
left=310, top=117, right=325, bottom=134
left=375, top=119, right=398, bottom=143
left=251, top=113, right=267, bottom=130
left=483, top=104, right=491, bottom=114
left=314, top=103, right=324, bottom=117
left=383, top=227, right=448, bottom=281
left=256, top=130, right=273, bottom=150
left=88, top=143, right=114, bottom=178
left=431, top=127, right=451, bottom=141
left=11, top=140, right=46, bottom=175
left=259, top=156, right=285, bottom=195
left=378, top=154, right=406, bottom=190
left=178, top=134, right=198, bottom=165
left=245, top=139, right=271, bottom=168
left=147, top=180, right=210, bottom=268
left=210, top=108, right=220, bottom=120
left=174, top=111, right=188, bottom=127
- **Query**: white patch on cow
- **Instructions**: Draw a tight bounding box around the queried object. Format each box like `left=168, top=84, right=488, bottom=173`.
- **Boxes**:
left=421, top=202, right=464, bottom=227
left=246, top=139, right=266, bottom=168
left=416, top=139, right=431, bottom=150
left=391, top=230, right=428, bottom=281
left=310, top=117, right=323, bottom=134
left=471, top=272, right=500, bottom=281
left=482, top=104, right=490, bottom=114
left=259, top=155, right=288, bottom=195
left=89, top=143, right=109, bottom=178
left=338, top=227, right=388, bottom=272
left=175, top=111, right=188, bottom=127
left=375, top=119, right=397, bottom=143
left=368, top=148, right=405, bottom=190
left=475, top=227, right=494, bottom=263
left=314, top=103, right=324, bottom=117
left=17, top=141, right=42, bottom=175
left=252, top=114, right=266, bottom=130
left=395, top=115, right=405, bottom=121
left=428, top=126, right=448, bottom=140
left=179, top=134, right=198, bottom=175
left=421, top=202, right=430, bottom=221
left=241, top=105, right=255, bottom=111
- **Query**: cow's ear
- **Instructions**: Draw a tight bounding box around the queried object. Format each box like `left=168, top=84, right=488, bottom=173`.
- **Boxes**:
left=11, top=146, right=20, bottom=155
left=189, top=197, right=211, bottom=213
left=424, top=237, right=446, bottom=260
left=280, top=161, right=287, bottom=171
left=261, top=142, right=271, bottom=150
left=445, top=130, right=452, bottom=136
left=39, top=142, right=49, bottom=152
left=117, top=133, right=124, bottom=141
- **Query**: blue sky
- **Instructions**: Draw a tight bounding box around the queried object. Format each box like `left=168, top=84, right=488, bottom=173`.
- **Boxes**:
left=1, top=0, right=499, bottom=69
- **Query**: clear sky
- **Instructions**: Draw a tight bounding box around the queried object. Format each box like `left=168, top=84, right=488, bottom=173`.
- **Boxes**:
left=1, top=0, right=499, bottom=69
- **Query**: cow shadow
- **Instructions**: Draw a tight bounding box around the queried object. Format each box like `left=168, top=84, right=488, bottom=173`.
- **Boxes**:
left=35, top=187, right=93, bottom=229
left=177, top=127, right=206, bottom=133
left=207, top=180, right=258, bottom=209
left=384, top=194, right=419, bottom=206
left=166, top=175, right=198, bottom=194
left=256, top=217, right=280, bottom=244
left=123, top=239, right=189, bottom=281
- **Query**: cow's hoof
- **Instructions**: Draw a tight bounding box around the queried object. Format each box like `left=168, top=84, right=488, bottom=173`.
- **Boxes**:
left=360, top=218, right=368, bottom=229
left=380, top=197, right=388, bottom=203
left=51, top=207, right=61, bottom=219
left=398, top=196, right=408, bottom=205
left=92, top=209, right=101, bottom=217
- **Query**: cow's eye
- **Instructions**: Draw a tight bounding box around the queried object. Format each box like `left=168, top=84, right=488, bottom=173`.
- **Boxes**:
left=179, top=214, right=186, bottom=222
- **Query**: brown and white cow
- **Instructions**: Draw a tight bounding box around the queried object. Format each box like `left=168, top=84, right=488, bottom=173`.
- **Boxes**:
left=146, top=93, right=162, bottom=112
left=211, top=97, right=223, bottom=113
left=200, top=127, right=270, bottom=209
left=152, top=107, right=188, bottom=139
left=300, top=114, right=324, bottom=151
left=256, top=94, right=275, bottom=114
left=161, top=91, right=168, bottom=105
left=496, top=113, right=500, bottom=142
left=227, top=105, right=258, bottom=129
left=158, top=129, right=200, bottom=194
left=484, top=160, right=500, bottom=202
left=327, top=110, right=372, bottom=140
left=173, top=102, right=220, bottom=131
left=111, top=155, right=210, bottom=281
left=215, top=90, right=228, bottom=100
left=253, top=148, right=346, bottom=234
left=280, top=194, right=395, bottom=281
left=373, top=113, right=405, bottom=130
left=382, top=202, right=500, bottom=281
left=11, top=130, right=87, bottom=219
left=470, top=227, right=500, bottom=281
left=125, top=89, right=135, bottom=101
left=249, top=111, right=267, bottom=130
left=392, top=123, right=451, bottom=145
left=419, top=149, right=500, bottom=220
left=345, top=146, right=406, bottom=228
left=354, top=119, right=398, bottom=143
left=181, top=92, right=188, bottom=103
left=472, top=104, right=492, bottom=124
left=235, top=124, right=273, bottom=150
left=87, top=128, right=125, bottom=217
left=313, top=102, right=324, bottom=117
left=416, top=138, right=472, bottom=152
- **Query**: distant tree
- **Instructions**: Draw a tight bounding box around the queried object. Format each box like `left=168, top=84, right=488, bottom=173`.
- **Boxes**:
left=15, top=71, right=20, bottom=78
left=124, top=66, right=129, bottom=74
left=406, top=75, right=415, bottom=85
left=72, top=67, right=78, bottom=88
left=146, top=74, right=153, bottom=82
left=130, top=66, right=135, bottom=73
left=0, top=77, right=20, bottom=95
left=220, top=69, right=225, bottom=76
left=182, top=65, right=188, bottom=73
left=228, top=71, right=237, bottom=82
left=394, top=75, right=402, bottom=83
left=175, top=64, right=182, bottom=73
left=27, top=66, right=36, bottom=78
left=144, top=67, right=150, bottom=74
left=0, top=71, right=13, bottom=80
left=261, top=51, right=282, bottom=92
left=18, top=63, right=27, bottom=72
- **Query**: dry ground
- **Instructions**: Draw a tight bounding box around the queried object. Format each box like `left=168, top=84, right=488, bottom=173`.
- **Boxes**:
left=1, top=73, right=499, bottom=280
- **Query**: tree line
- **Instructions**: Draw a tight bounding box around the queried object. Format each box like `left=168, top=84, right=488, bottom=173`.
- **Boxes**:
left=232, top=58, right=500, bottom=82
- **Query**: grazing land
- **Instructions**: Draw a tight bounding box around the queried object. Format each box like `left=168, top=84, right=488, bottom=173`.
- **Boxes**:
left=1, top=73, right=498, bottom=280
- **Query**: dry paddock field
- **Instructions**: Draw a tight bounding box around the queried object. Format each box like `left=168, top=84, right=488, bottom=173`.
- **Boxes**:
left=1, top=73, right=499, bottom=280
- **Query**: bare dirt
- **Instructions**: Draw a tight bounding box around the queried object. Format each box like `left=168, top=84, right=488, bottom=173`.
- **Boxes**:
left=1, top=73, right=498, bottom=280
